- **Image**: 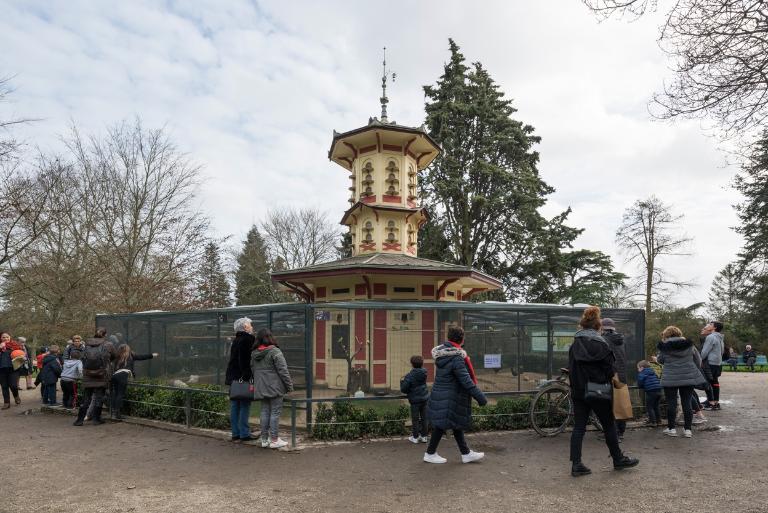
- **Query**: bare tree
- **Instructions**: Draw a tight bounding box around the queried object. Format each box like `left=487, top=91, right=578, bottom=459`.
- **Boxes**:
left=66, top=119, right=210, bottom=312
left=615, top=195, right=693, bottom=315
left=261, top=207, right=340, bottom=270
left=0, top=75, right=34, bottom=162
left=583, top=0, right=768, bottom=137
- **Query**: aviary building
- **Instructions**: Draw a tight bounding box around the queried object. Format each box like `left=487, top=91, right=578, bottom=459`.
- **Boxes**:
left=272, top=73, right=501, bottom=392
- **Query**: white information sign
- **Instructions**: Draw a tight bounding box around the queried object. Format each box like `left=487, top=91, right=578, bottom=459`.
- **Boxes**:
left=483, top=354, right=502, bottom=369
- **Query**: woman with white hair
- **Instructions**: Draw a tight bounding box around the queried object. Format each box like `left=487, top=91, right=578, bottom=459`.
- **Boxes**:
left=225, top=317, right=255, bottom=442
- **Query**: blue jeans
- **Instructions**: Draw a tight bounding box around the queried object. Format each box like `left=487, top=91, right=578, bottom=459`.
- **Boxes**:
left=260, top=396, right=283, bottom=440
left=43, top=383, right=57, bottom=405
left=230, top=400, right=252, bottom=438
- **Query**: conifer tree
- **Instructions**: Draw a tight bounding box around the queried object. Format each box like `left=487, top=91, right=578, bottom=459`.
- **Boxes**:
left=234, top=226, right=276, bottom=305
left=422, top=40, right=582, bottom=301
left=195, top=242, right=231, bottom=308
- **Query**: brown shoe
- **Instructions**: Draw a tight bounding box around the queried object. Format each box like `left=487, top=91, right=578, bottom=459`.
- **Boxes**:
left=14, top=396, right=21, bottom=405
left=1, top=403, right=9, bottom=410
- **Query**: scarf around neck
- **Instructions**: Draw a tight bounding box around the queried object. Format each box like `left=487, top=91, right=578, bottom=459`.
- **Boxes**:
left=448, top=341, right=477, bottom=385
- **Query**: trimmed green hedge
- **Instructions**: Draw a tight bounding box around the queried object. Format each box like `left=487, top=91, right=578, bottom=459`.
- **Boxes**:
left=123, top=382, right=230, bottom=430
left=312, top=401, right=409, bottom=440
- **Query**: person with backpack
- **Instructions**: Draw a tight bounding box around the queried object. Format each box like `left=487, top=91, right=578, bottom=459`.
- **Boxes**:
left=74, top=328, right=116, bottom=426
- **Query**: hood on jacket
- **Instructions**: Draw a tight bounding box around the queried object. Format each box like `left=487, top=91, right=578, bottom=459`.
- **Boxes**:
left=572, top=329, right=612, bottom=363
left=603, top=330, right=624, bottom=346
left=657, top=337, right=692, bottom=352
left=410, top=367, right=428, bottom=379
left=432, top=343, right=466, bottom=368
left=252, top=345, right=276, bottom=362
left=42, top=354, right=59, bottom=365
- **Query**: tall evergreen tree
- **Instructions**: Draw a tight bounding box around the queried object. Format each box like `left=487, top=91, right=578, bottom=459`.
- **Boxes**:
left=234, top=226, right=276, bottom=305
left=422, top=40, right=581, bottom=301
left=707, top=263, right=743, bottom=326
left=195, top=242, right=231, bottom=308
left=734, top=131, right=768, bottom=338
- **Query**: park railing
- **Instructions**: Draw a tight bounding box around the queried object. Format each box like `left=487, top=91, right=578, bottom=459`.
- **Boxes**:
left=122, top=382, right=230, bottom=430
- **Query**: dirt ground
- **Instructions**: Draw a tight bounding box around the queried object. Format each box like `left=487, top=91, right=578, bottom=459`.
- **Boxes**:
left=3, top=372, right=767, bottom=513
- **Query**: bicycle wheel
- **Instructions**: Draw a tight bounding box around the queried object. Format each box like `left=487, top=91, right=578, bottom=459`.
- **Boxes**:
left=589, top=412, right=603, bottom=432
left=529, top=384, right=572, bottom=436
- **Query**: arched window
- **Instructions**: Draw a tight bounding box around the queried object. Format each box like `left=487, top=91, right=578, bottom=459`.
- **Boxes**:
left=385, top=160, right=400, bottom=196
left=361, top=161, right=374, bottom=199
left=363, top=220, right=374, bottom=243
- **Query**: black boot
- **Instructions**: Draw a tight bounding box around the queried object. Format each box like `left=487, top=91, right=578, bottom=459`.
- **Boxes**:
left=613, top=455, right=639, bottom=470
left=571, top=462, right=592, bottom=477
left=73, top=416, right=84, bottom=426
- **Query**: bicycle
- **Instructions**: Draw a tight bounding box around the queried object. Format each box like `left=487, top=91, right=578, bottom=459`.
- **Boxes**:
left=529, top=368, right=603, bottom=436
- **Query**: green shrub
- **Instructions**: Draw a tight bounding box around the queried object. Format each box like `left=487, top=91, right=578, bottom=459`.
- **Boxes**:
left=123, top=381, right=230, bottom=430
left=311, top=401, right=408, bottom=440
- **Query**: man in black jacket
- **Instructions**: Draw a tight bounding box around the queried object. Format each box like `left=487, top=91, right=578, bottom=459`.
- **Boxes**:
left=602, top=318, right=627, bottom=440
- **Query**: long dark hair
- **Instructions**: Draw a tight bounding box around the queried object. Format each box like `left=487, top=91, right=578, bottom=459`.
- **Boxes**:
left=255, top=328, right=278, bottom=348
left=117, top=344, right=132, bottom=366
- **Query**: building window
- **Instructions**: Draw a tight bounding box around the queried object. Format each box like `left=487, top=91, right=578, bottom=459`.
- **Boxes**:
left=393, top=287, right=416, bottom=293
left=331, top=288, right=350, bottom=295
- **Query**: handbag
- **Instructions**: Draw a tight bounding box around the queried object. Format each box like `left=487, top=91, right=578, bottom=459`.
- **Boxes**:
left=584, top=381, right=612, bottom=401
left=229, top=379, right=254, bottom=401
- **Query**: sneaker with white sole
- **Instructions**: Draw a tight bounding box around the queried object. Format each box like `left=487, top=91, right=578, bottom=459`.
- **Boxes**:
left=269, top=438, right=288, bottom=449
left=683, top=429, right=693, bottom=438
left=461, top=450, right=485, bottom=463
left=418, top=436, right=429, bottom=443
left=408, top=436, right=420, bottom=444
left=423, top=452, right=447, bottom=464
left=662, top=428, right=678, bottom=437
left=260, top=438, right=270, bottom=448
left=692, top=416, right=707, bottom=424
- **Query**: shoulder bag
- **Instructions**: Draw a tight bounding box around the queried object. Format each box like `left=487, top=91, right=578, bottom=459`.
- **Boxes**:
left=229, top=379, right=254, bottom=401
left=584, top=381, right=612, bottom=401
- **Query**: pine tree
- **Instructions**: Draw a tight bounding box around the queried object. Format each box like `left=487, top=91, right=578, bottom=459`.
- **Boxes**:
left=707, top=263, right=743, bottom=326
left=734, top=131, right=768, bottom=338
left=422, top=40, right=581, bottom=301
left=234, top=226, right=277, bottom=305
left=195, top=242, right=231, bottom=308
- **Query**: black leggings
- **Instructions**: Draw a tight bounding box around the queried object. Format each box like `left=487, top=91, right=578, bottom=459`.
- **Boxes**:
left=426, top=428, right=469, bottom=455
left=0, top=368, right=20, bottom=404
left=664, top=386, right=694, bottom=430
left=111, top=372, right=129, bottom=415
left=709, top=365, right=721, bottom=402
left=570, top=397, right=622, bottom=464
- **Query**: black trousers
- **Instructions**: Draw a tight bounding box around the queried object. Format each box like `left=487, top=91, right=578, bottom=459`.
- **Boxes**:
left=409, top=402, right=427, bottom=438
left=111, top=372, right=129, bottom=415
left=61, top=380, right=76, bottom=408
left=426, top=428, right=469, bottom=455
left=77, top=387, right=106, bottom=421
left=0, top=368, right=20, bottom=404
left=645, top=389, right=662, bottom=423
left=709, top=364, right=721, bottom=402
left=664, top=386, right=693, bottom=430
left=570, top=397, right=622, bottom=464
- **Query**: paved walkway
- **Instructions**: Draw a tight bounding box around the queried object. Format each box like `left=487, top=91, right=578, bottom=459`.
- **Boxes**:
left=4, top=373, right=767, bottom=513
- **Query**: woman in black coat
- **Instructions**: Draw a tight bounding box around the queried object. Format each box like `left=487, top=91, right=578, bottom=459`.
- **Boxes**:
left=569, top=306, right=638, bottom=477
left=110, top=344, right=157, bottom=420
left=226, top=317, right=255, bottom=442
left=424, top=326, right=487, bottom=464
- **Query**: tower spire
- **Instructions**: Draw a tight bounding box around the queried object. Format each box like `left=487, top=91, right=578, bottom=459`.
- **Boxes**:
left=380, top=47, right=395, bottom=123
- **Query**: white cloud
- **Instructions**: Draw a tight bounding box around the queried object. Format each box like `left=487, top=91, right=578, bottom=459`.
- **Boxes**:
left=0, top=0, right=743, bottom=304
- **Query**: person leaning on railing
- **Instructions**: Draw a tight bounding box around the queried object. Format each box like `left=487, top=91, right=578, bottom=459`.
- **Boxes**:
left=110, top=344, right=158, bottom=420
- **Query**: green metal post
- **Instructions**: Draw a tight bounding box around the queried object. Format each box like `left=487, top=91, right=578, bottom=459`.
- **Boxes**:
left=185, top=389, right=191, bottom=428
left=290, top=399, right=297, bottom=448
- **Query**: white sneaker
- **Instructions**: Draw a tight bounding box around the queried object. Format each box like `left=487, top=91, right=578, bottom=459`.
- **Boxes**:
left=423, top=452, right=447, bottom=464
left=684, top=429, right=693, bottom=438
left=662, top=428, right=678, bottom=437
left=418, top=436, right=429, bottom=443
left=260, top=438, right=270, bottom=448
left=269, top=438, right=288, bottom=449
left=461, top=450, right=485, bottom=463
left=692, top=416, right=707, bottom=424
left=408, top=436, right=420, bottom=444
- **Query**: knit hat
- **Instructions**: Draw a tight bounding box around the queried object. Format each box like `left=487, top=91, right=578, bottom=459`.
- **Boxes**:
left=601, top=318, right=616, bottom=329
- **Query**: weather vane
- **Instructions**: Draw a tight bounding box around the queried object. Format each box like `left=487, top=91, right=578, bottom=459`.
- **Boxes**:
left=380, top=46, right=396, bottom=123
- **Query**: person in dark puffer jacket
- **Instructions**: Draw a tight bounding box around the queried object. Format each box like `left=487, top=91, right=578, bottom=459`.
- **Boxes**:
left=602, top=318, right=628, bottom=439
left=40, top=345, right=62, bottom=406
left=636, top=360, right=662, bottom=425
left=424, top=326, right=487, bottom=464
left=657, top=326, right=704, bottom=438
left=226, top=317, right=255, bottom=443
left=400, top=355, right=429, bottom=443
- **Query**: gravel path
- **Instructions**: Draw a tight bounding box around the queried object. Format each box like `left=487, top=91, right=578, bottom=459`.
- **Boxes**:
left=4, top=372, right=766, bottom=513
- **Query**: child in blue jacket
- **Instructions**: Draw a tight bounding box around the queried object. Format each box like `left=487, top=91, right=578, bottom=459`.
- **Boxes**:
left=637, top=360, right=662, bottom=426
left=400, top=355, right=429, bottom=444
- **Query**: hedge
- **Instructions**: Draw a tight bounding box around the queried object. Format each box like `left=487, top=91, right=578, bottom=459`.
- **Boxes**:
left=122, top=382, right=230, bottom=430
left=312, top=401, right=409, bottom=440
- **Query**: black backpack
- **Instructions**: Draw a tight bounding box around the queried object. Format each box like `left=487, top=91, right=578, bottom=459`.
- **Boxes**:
left=82, top=343, right=108, bottom=377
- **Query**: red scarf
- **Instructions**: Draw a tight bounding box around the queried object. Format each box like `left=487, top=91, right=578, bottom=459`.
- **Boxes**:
left=257, top=344, right=274, bottom=351
left=449, top=341, right=477, bottom=385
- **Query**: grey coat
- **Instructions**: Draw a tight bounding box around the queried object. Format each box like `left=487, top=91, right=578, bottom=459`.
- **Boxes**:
left=657, top=337, right=704, bottom=387
left=251, top=346, right=293, bottom=399
left=700, top=332, right=724, bottom=366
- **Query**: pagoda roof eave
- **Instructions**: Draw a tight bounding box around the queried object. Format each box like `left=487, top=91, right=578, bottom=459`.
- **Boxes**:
left=339, top=201, right=430, bottom=225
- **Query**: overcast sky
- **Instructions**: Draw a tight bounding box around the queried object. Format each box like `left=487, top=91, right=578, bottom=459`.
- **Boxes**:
left=0, top=0, right=744, bottom=306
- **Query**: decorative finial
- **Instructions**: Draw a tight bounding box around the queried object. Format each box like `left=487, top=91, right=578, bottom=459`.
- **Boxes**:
left=380, top=46, right=396, bottom=123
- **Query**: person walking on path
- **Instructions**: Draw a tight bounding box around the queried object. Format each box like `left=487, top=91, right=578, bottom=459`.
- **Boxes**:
left=251, top=328, right=293, bottom=449
left=700, top=321, right=724, bottom=410
left=226, top=317, right=255, bottom=443
left=602, top=318, right=627, bottom=440
left=423, top=326, right=487, bottom=464
left=657, top=326, right=704, bottom=438
left=110, top=344, right=157, bottom=419
left=73, top=328, right=116, bottom=426
left=400, top=355, right=429, bottom=443
left=0, top=332, right=23, bottom=409
left=568, top=306, right=638, bottom=477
